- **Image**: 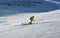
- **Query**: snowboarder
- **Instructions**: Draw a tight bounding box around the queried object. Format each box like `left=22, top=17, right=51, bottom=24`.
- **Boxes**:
left=29, top=16, right=34, bottom=24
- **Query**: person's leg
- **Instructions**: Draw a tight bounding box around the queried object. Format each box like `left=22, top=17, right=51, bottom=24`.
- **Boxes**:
left=29, top=20, right=32, bottom=24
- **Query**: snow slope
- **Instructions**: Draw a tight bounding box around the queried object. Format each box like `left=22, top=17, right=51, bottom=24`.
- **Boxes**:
left=0, top=0, right=60, bottom=38
left=0, top=0, right=44, bottom=3
left=45, top=0, right=60, bottom=4
left=0, top=9, right=60, bottom=38
left=0, top=1, right=60, bottom=16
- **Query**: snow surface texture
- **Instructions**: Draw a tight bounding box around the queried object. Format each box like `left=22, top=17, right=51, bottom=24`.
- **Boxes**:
left=45, top=0, right=60, bottom=4
left=0, top=0, right=60, bottom=16
left=0, top=9, right=60, bottom=38
left=0, top=0, right=60, bottom=38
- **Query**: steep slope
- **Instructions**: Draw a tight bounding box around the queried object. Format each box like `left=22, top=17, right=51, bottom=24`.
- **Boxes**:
left=0, top=9, right=60, bottom=38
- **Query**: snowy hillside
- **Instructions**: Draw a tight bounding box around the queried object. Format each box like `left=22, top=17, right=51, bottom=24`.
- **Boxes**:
left=52, top=0, right=60, bottom=2
left=0, top=9, right=60, bottom=38
left=45, top=0, right=60, bottom=4
left=0, top=0, right=44, bottom=3
left=0, top=0, right=60, bottom=16
left=0, top=0, right=60, bottom=38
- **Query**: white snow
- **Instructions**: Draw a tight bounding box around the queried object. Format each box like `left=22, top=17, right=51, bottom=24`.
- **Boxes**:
left=0, top=0, right=60, bottom=38
left=0, top=9, right=60, bottom=38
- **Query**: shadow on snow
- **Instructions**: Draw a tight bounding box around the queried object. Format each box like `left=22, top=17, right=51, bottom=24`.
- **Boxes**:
left=0, top=1, right=60, bottom=16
